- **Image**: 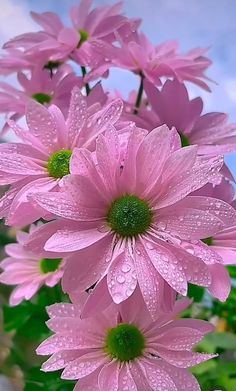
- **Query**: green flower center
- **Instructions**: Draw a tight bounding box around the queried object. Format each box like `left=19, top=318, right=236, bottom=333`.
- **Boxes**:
left=202, top=237, right=213, bottom=246
left=44, top=61, right=61, bottom=71
left=40, top=258, right=62, bottom=274
left=107, top=195, right=152, bottom=237
left=47, top=150, right=72, bottom=178
left=105, top=323, right=145, bottom=362
left=179, top=132, right=190, bottom=147
left=78, top=29, right=89, bottom=47
left=32, top=93, right=52, bottom=105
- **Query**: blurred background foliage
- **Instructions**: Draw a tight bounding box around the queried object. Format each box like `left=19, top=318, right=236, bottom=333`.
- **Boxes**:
left=0, top=224, right=235, bottom=391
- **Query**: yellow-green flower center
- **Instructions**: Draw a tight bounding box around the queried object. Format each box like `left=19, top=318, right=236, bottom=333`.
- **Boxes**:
left=32, top=93, right=52, bottom=105
left=202, top=237, right=213, bottom=246
left=107, top=195, right=152, bottom=237
left=78, top=29, right=89, bottom=47
left=105, top=323, right=145, bottom=362
left=40, top=258, right=62, bottom=274
left=179, top=132, right=190, bottom=147
left=47, top=150, right=72, bottom=178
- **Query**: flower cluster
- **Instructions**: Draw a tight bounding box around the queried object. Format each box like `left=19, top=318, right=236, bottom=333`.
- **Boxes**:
left=0, top=1, right=236, bottom=390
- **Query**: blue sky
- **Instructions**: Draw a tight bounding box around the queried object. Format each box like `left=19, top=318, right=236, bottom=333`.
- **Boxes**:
left=0, top=0, right=235, bottom=174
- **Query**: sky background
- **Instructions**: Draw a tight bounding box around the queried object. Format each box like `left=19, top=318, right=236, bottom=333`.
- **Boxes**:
left=0, top=0, right=235, bottom=175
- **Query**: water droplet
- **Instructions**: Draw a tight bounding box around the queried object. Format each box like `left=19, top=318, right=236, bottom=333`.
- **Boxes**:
left=121, top=264, right=131, bottom=273
left=117, top=275, right=126, bottom=284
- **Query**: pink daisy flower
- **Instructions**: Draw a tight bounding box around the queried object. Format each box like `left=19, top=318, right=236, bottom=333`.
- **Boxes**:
left=88, top=33, right=212, bottom=90
left=0, top=225, right=65, bottom=306
left=37, top=291, right=215, bottom=391
left=194, top=179, right=236, bottom=266
left=3, top=1, right=137, bottom=68
left=27, top=126, right=236, bottom=317
left=0, top=86, right=123, bottom=226
left=144, top=78, right=236, bottom=154
left=0, top=65, right=81, bottom=131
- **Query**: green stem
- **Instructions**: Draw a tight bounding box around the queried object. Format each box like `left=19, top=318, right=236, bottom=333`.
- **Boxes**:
left=81, top=66, right=91, bottom=96
left=134, top=74, right=144, bottom=114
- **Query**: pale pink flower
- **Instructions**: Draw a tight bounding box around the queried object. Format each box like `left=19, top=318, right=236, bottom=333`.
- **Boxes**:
left=37, top=291, right=215, bottom=391
left=87, top=33, right=212, bottom=90
left=3, top=1, right=138, bottom=69
left=0, top=225, right=65, bottom=306
left=0, top=65, right=82, bottom=131
left=0, top=86, right=123, bottom=226
left=27, top=126, right=235, bottom=317
left=194, top=179, right=236, bottom=267
left=144, top=78, right=236, bottom=154
left=0, top=49, right=45, bottom=75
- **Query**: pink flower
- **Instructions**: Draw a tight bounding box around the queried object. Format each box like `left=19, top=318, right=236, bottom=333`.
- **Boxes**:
left=3, top=1, right=137, bottom=68
left=0, top=86, right=123, bottom=226
left=0, top=49, right=47, bottom=76
left=194, top=179, right=236, bottom=266
left=88, top=33, right=212, bottom=90
left=0, top=65, right=81, bottom=132
left=37, top=291, right=215, bottom=391
left=144, top=78, right=236, bottom=155
left=0, top=225, right=64, bottom=306
left=27, top=126, right=235, bottom=317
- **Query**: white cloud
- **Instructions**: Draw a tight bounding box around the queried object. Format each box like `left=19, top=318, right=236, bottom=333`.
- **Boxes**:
left=0, top=0, right=37, bottom=46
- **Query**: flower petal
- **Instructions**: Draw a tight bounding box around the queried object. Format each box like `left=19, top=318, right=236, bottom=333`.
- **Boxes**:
left=98, top=361, right=119, bottom=391
left=62, top=235, right=113, bottom=293
left=107, top=250, right=137, bottom=304
left=45, top=228, right=111, bottom=252
left=61, top=351, right=108, bottom=380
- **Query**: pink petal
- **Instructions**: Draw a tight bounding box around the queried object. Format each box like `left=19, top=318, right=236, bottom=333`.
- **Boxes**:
left=162, top=145, right=198, bottom=183
left=136, top=125, right=172, bottom=197
left=140, top=358, right=178, bottom=391
left=67, top=87, right=87, bottom=148
left=47, top=303, right=80, bottom=318
left=0, top=152, right=45, bottom=175
left=81, top=277, right=113, bottom=319
left=152, top=327, right=205, bottom=351
left=26, top=100, right=62, bottom=153
left=120, top=127, right=147, bottom=194
left=41, top=350, right=81, bottom=372
left=117, top=364, right=138, bottom=390
left=45, top=228, right=111, bottom=252
left=107, top=250, right=137, bottom=304
left=7, top=177, right=56, bottom=226
left=62, top=235, right=113, bottom=293
left=61, top=351, right=108, bottom=380
left=208, top=263, right=231, bottom=301
left=144, top=240, right=188, bottom=295
left=134, top=241, right=165, bottom=319
left=157, top=206, right=223, bottom=240
left=73, top=369, right=100, bottom=391
left=156, top=155, right=223, bottom=208
left=151, top=360, right=201, bottom=391
left=98, top=361, right=119, bottom=391
left=119, top=287, right=153, bottom=330
left=156, top=348, right=216, bottom=368
left=31, top=191, right=104, bottom=221
left=31, top=11, right=63, bottom=35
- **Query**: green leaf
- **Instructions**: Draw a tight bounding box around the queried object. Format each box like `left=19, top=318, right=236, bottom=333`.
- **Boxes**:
left=187, top=284, right=205, bottom=302
left=198, top=332, right=236, bottom=353
left=25, top=367, right=75, bottom=391
left=3, top=301, right=35, bottom=331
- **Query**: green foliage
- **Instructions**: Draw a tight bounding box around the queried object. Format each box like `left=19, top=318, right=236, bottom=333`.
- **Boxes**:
left=25, top=368, right=75, bottom=391
left=187, top=284, right=205, bottom=302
